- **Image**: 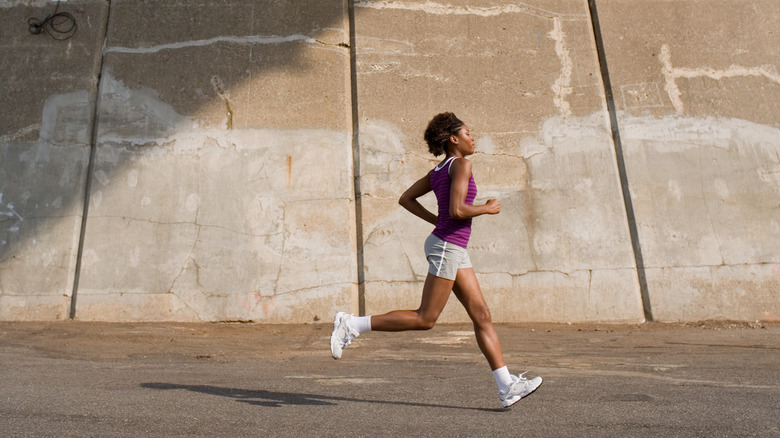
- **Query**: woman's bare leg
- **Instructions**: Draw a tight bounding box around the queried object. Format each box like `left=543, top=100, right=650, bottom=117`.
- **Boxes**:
left=370, top=273, right=454, bottom=331
left=452, top=268, right=506, bottom=370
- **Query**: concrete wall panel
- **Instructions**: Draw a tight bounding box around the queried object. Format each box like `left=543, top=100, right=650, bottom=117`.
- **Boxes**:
left=0, top=1, right=108, bottom=320
left=354, top=0, right=644, bottom=323
left=597, top=0, right=780, bottom=321
left=71, top=0, right=358, bottom=322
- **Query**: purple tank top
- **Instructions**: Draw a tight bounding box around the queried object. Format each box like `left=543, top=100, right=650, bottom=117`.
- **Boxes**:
left=430, top=157, right=477, bottom=248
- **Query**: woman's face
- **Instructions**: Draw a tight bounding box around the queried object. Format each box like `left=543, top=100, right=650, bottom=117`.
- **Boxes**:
left=451, top=125, right=476, bottom=156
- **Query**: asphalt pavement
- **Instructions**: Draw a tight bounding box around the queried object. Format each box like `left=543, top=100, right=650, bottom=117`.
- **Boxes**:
left=1, top=320, right=778, bottom=437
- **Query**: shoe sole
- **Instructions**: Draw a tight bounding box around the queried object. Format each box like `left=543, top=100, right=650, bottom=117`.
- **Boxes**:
left=502, top=377, right=543, bottom=408
left=330, top=312, right=346, bottom=359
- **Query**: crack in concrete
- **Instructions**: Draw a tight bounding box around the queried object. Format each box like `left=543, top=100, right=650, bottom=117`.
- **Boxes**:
left=169, top=164, right=202, bottom=296
left=473, top=151, right=527, bottom=159
left=93, top=215, right=283, bottom=239
left=391, top=221, right=417, bottom=279
left=315, top=39, right=349, bottom=49
left=274, top=281, right=355, bottom=297
left=588, top=269, right=593, bottom=298
left=210, top=76, right=233, bottom=130
left=273, top=200, right=289, bottom=295
left=476, top=267, right=639, bottom=277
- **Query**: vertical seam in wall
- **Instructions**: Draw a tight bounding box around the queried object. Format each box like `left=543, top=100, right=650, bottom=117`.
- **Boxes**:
left=70, top=0, right=113, bottom=319
left=347, top=0, right=366, bottom=316
left=587, top=0, right=653, bottom=322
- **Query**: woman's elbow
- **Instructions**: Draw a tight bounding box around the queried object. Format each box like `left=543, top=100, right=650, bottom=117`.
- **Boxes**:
left=449, top=207, right=465, bottom=219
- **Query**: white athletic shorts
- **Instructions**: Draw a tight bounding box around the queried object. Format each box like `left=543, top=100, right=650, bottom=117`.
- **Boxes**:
left=424, top=234, right=472, bottom=281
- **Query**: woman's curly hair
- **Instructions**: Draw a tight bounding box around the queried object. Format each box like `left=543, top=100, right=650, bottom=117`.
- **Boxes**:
left=424, top=112, right=464, bottom=156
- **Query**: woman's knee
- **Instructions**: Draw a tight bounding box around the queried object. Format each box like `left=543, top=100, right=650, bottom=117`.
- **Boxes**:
left=415, top=311, right=438, bottom=330
left=419, top=319, right=436, bottom=330
left=470, top=304, right=493, bottom=327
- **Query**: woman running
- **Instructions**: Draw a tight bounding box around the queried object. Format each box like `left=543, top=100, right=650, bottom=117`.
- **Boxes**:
left=331, top=112, right=542, bottom=408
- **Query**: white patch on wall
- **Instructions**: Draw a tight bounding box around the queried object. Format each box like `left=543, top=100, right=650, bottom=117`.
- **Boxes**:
left=129, top=245, right=140, bottom=268
left=619, top=115, right=778, bottom=154
left=355, top=36, right=415, bottom=56
left=668, top=180, right=682, bottom=202
left=104, top=34, right=345, bottom=55
left=39, top=90, right=91, bottom=145
left=476, top=136, right=500, bottom=155
left=549, top=17, right=573, bottom=119
left=620, top=82, right=664, bottom=110
left=354, top=0, right=585, bottom=21
left=359, top=121, right=406, bottom=166
left=0, top=194, right=24, bottom=234
left=713, top=179, right=729, bottom=199
left=127, top=169, right=139, bottom=188
left=91, top=190, right=103, bottom=208
left=355, top=37, right=414, bottom=76
left=185, top=194, right=200, bottom=213
left=97, top=72, right=191, bottom=142
left=660, top=44, right=780, bottom=114
left=93, top=170, right=110, bottom=186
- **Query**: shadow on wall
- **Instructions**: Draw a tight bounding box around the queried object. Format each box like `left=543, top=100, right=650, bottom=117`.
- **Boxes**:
left=0, top=0, right=367, bottom=315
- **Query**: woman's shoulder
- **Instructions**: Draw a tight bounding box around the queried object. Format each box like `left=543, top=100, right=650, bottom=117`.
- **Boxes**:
left=449, top=157, right=472, bottom=174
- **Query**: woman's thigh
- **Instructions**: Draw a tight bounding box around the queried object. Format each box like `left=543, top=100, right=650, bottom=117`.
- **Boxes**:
left=417, top=273, right=455, bottom=321
left=452, top=268, right=491, bottom=320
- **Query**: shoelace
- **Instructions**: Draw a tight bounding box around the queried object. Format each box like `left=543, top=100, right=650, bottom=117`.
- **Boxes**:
left=500, top=371, right=531, bottom=397
left=505, top=371, right=531, bottom=394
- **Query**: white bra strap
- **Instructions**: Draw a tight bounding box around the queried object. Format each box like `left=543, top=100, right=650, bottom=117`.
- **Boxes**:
left=435, top=156, right=457, bottom=172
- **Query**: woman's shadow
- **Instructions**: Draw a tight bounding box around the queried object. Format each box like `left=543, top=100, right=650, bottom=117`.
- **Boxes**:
left=141, top=383, right=502, bottom=412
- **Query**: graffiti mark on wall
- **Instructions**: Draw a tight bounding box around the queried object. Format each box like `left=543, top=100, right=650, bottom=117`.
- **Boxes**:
left=243, top=293, right=275, bottom=314
left=746, top=264, right=780, bottom=277
left=0, top=194, right=24, bottom=245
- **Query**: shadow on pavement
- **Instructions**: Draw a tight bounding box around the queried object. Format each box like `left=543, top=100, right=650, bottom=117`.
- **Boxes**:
left=141, top=382, right=503, bottom=413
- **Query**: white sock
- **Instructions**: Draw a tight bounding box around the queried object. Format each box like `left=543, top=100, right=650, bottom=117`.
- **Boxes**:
left=492, top=366, right=513, bottom=393
left=348, top=315, right=372, bottom=335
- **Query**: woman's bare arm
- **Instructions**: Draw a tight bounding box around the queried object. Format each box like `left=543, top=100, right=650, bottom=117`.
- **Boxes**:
left=449, top=158, right=500, bottom=219
left=399, top=173, right=438, bottom=226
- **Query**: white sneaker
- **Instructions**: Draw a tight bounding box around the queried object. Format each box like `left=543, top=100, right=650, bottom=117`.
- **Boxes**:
left=498, top=371, right=542, bottom=408
left=330, top=312, right=358, bottom=359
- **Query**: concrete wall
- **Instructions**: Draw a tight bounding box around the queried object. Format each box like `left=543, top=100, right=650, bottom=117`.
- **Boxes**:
left=1, top=0, right=777, bottom=323
left=596, top=0, right=780, bottom=321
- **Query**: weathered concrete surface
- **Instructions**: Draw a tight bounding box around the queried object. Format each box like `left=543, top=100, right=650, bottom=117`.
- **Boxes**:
left=1, top=0, right=778, bottom=323
left=1, top=321, right=778, bottom=436
left=596, top=0, right=780, bottom=322
left=354, top=0, right=643, bottom=323
left=74, top=0, right=358, bottom=322
left=0, top=1, right=108, bottom=320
